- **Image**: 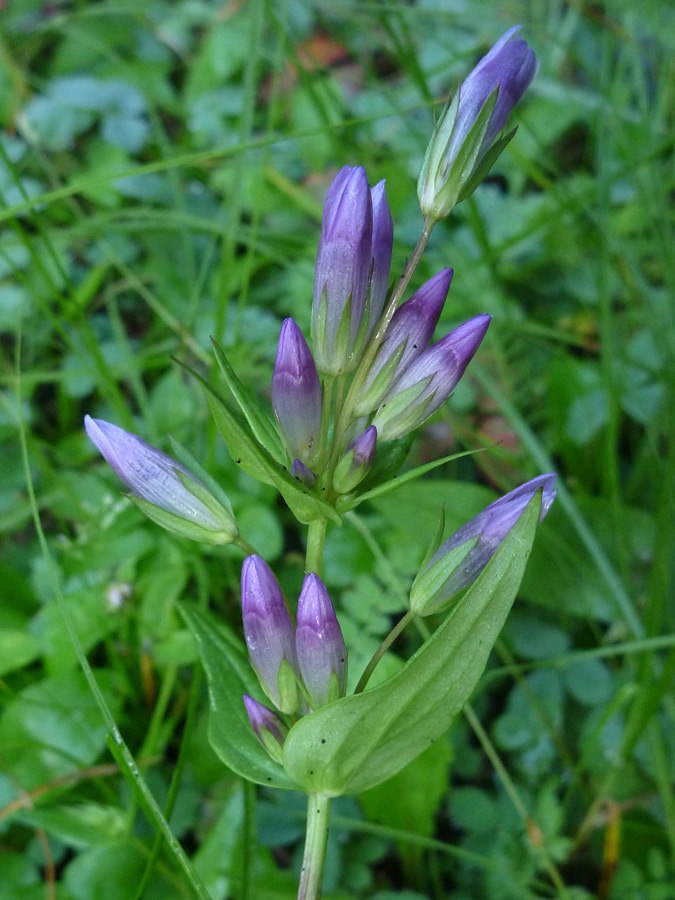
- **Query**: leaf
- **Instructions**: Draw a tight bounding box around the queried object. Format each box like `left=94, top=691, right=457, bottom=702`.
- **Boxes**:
left=340, top=447, right=487, bottom=511
left=282, top=495, right=541, bottom=796
left=210, top=337, right=286, bottom=465
left=175, top=356, right=340, bottom=524
left=206, top=392, right=340, bottom=525
left=179, top=604, right=295, bottom=790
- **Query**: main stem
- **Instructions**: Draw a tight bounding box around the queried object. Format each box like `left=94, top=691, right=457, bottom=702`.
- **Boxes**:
left=297, top=792, right=332, bottom=900
left=305, top=517, right=327, bottom=576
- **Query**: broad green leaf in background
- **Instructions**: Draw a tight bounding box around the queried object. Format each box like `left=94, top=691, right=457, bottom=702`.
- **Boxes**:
left=179, top=604, right=295, bottom=790
left=282, top=495, right=541, bottom=796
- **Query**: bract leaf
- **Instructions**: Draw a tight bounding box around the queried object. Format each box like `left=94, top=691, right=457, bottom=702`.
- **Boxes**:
left=339, top=447, right=487, bottom=512
left=210, top=338, right=286, bottom=465
left=179, top=604, right=295, bottom=790
left=282, top=494, right=540, bottom=796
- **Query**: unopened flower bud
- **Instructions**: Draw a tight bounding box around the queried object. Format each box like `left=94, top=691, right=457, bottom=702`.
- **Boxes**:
left=296, top=574, right=347, bottom=710
left=241, top=555, right=300, bottom=714
left=410, top=474, right=557, bottom=615
left=418, top=27, right=537, bottom=222
left=365, top=180, right=394, bottom=341
left=84, top=416, right=238, bottom=544
left=291, top=458, right=316, bottom=489
left=333, top=426, right=377, bottom=494
left=272, top=318, right=322, bottom=467
left=313, top=166, right=373, bottom=375
left=371, top=314, right=491, bottom=442
left=243, top=694, right=288, bottom=764
left=355, top=268, right=453, bottom=416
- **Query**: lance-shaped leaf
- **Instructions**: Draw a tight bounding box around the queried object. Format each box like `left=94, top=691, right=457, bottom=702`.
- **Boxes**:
left=282, top=494, right=541, bottom=796
left=211, top=338, right=286, bottom=465
left=180, top=604, right=295, bottom=790
left=177, top=358, right=340, bottom=525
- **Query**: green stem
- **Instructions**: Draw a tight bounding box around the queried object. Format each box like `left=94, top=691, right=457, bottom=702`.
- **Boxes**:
left=235, top=536, right=259, bottom=557
left=354, top=609, right=416, bottom=694
left=305, top=518, right=327, bottom=576
left=297, top=792, right=332, bottom=900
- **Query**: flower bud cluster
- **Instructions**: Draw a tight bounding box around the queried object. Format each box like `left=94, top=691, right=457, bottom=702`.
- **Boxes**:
left=241, top=555, right=347, bottom=759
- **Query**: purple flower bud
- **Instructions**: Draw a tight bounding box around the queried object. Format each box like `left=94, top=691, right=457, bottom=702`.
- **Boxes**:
left=371, top=314, right=491, bottom=441
left=291, top=458, right=316, bottom=489
left=333, top=425, right=377, bottom=495
left=296, top=574, right=347, bottom=710
left=355, top=268, right=453, bottom=416
left=272, top=319, right=322, bottom=467
left=410, top=474, right=557, bottom=615
left=366, top=180, right=394, bottom=339
left=241, top=555, right=300, bottom=714
left=313, top=166, right=373, bottom=375
left=418, top=27, right=537, bottom=221
left=243, top=694, right=288, bottom=763
left=84, top=416, right=238, bottom=543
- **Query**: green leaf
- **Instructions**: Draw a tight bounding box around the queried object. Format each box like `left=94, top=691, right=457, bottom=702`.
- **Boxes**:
left=206, top=392, right=340, bottom=525
left=179, top=604, right=295, bottom=790
left=340, top=447, right=487, bottom=511
left=176, top=356, right=340, bottom=524
left=282, top=495, right=541, bottom=796
left=210, top=337, right=286, bottom=464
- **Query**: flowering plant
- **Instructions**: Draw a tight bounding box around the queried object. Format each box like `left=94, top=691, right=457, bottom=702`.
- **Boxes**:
left=86, top=27, right=551, bottom=900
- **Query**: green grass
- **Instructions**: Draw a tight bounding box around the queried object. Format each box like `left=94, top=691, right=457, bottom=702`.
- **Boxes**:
left=1, top=1, right=674, bottom=898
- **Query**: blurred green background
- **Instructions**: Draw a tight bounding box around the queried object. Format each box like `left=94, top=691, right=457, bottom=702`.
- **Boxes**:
left=1, top=1, right=673, bottom=898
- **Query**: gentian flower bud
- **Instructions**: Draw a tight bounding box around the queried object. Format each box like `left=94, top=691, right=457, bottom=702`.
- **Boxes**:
left=272, top=318, right=322, bottom=468
left=418, top=27, right=537, bottom=222
left=354, top=268, right=453, bottom=416
left=410, top=474, right=557, bottom=616
left=365, top=180, right=394, bottom=341
left=243, top=694, right=288, bottom=764
left=312, top=165, right=373, bottom=375
left=291, top=458, right=316, bottom=489
left=296, top=574, right=347, bottom=710
left=84, top=416, right=238, bottom=544
left=371, top=314, right=491, bottom=442
left=333, top=425, right=377, bottom=494
left=241, top=555, right=300, bottom=714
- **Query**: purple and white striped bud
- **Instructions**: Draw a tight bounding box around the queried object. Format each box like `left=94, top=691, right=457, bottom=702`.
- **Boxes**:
left=312, top=166, right=373, bottom=375
left=295, top=574, right=347, bottom=710
left=84, top=416, right=238, bottom=544
left=333, top=425, right=377, bottom=495
left=410, top=474, right=557, bottom=615
left=418, top=27, right=537, bottom=222
left=371, top=314, right=491, bottom=442
left=272, top=318, right=322, bottom=468
left=354, top=268, right=453, bottom=416
left=243, top=694, right=288, bottom=764
left=241, top=555, right=300, bottom=714
left=365, top=180, right=394, bottom=341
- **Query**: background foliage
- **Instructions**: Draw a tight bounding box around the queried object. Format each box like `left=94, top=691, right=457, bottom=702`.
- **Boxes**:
left=1, top=1, right=674, bottom=898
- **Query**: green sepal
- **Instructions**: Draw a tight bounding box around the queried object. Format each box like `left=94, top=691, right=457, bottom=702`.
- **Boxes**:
left=179, top=604, right=295, bottom=790
left=260, top=727, right=286, bottom=765
left=409, top=536, right=479, bottom=616
left=210, top=338, right=286, bottom=465
left=282, top=494, right=541, bottom=796
left=129, top=495, right=235, bottom=545
left=457, top=126, right=517, bottom=203
left=173, top=469, right=238, bottom=537
left=169, top=436, right=236, bottom=521
left=276, top=657, right=301, bottom=715
left=418, top=504, right=446, bottom=573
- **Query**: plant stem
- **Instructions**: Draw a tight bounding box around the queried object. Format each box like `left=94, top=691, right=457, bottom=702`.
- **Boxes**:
left=354, top=609, right=416, bottom=694
left=305, top=517, right=327, bottom=576
left=235, top=536, right=259, bottom=557
left=297, top=792, right=332, bottom=900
